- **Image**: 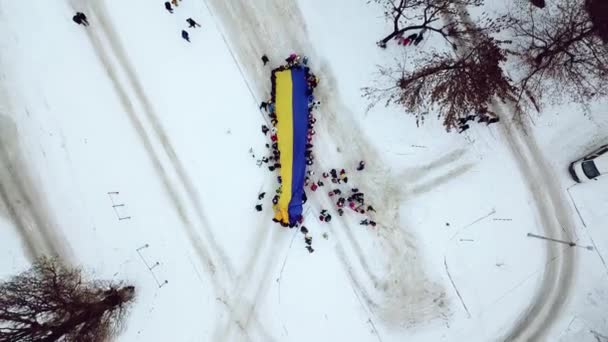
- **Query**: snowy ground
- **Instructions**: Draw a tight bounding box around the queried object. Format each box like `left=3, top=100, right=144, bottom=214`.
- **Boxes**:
left=0, top=0, right=607, bottom=341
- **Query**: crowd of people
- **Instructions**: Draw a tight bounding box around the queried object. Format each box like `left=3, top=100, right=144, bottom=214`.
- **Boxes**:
left=259, top=55, right=319, bottom=172
left=256, top=53, right=319, bottom=214
left=377, top=28, right=427, bottom=48
left=456, top=112, right=500, bottom=133
left=254, top=53, right=322, bottom=252
left=164, top=0, right=201, bottom=42
left=310, top=163, right=377, bottom=227
left=73, top=3, right=200, bottom=43
left=254, top=54, right=380, bottom=254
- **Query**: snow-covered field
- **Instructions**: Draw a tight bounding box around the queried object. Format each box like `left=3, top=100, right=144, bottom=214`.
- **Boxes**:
left=1, top=0, right=607, bottom=341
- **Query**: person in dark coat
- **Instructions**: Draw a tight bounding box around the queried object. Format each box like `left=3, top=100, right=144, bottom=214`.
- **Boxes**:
left=414, top=32, right=424, bottom=46
left=181, top=30, right=190, bottom=42
left=261, top=54, right=270, bottom=65
left=260, top=101, right=268, bottom=111
left=401, top=34, right=415, bottom=46
left=478, top=114, right=489, bottom=123
left=356, top=161, right=365, bottom=171
left=458, top=124, right=470, bottom=133
left=73, top=12, right=89, bottom=26
left=186, top=18, right=201, bottom=28
left=261, top=125, right=269, bottom=135
left=337, top=197, right=345, bottom=207
left=255, top=204, right=262, bottom=212
left=258, top=192, right=266, bottom=200
left=285, top=53, right=298, bottom=65
left=304, top=235, right=312, bottom=245
left=164, top=2, right=173, bottom=13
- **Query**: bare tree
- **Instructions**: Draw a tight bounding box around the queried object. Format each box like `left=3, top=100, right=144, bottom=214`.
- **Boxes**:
left=0, top=257, right=135, bottom=342
left=367, top=0, right=511, bottom=130
left=363, top=35, right=515, bottom=130
left=372, top=0, right=498, bottom=49
left=366, top=0, right=608, bottom=131
left=509, top=0, right=608, bottom=111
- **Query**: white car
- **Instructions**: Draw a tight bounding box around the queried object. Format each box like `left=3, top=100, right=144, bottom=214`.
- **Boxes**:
left=569, top=144, right=608, bottom=183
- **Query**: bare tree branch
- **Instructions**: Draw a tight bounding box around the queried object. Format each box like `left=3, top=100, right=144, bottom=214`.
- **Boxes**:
left=508, top=0, right=608, bottom=113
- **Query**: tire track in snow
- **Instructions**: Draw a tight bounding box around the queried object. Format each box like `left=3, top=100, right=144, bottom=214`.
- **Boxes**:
left=203, top=0, right=453, bottom=328
left=68, top=1, right=219, bottom=279
left=0, top=103, right=72, bottom=263
left=493, top=102, right=576, bottom=342
left=67, top=1, right=275, bottom=339
left=81, top=0, right=235, bottom=280
left=454, top=9, right=576, bottom=341
left=215, top=215, right=284, bottom=341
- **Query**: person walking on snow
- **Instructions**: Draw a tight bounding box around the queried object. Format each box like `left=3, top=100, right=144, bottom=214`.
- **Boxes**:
left=414, top=29, right=426, bottom=46
left=164, top=2, right=173, bottom=13
left=261, top=54, right=270, bottom=65
left=181, top=30, right=190, bottom=42
left=171, top=0, right=179, bottom=7
left=304, top=234, right=312, bottom=245
left=259, top=101, right=268, bottom=111
left=356, top=160, right=366, bottom=171
left=186, top=18, right=201, bottom=28
left=72, top=12, right=89, bottom=26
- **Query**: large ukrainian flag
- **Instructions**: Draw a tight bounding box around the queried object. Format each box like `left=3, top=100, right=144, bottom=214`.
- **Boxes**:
left=273, top=67, right=309, bottom=225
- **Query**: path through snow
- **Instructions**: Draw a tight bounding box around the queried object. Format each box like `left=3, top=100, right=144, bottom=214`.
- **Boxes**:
left=455, top=9, right=577, bottom=341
